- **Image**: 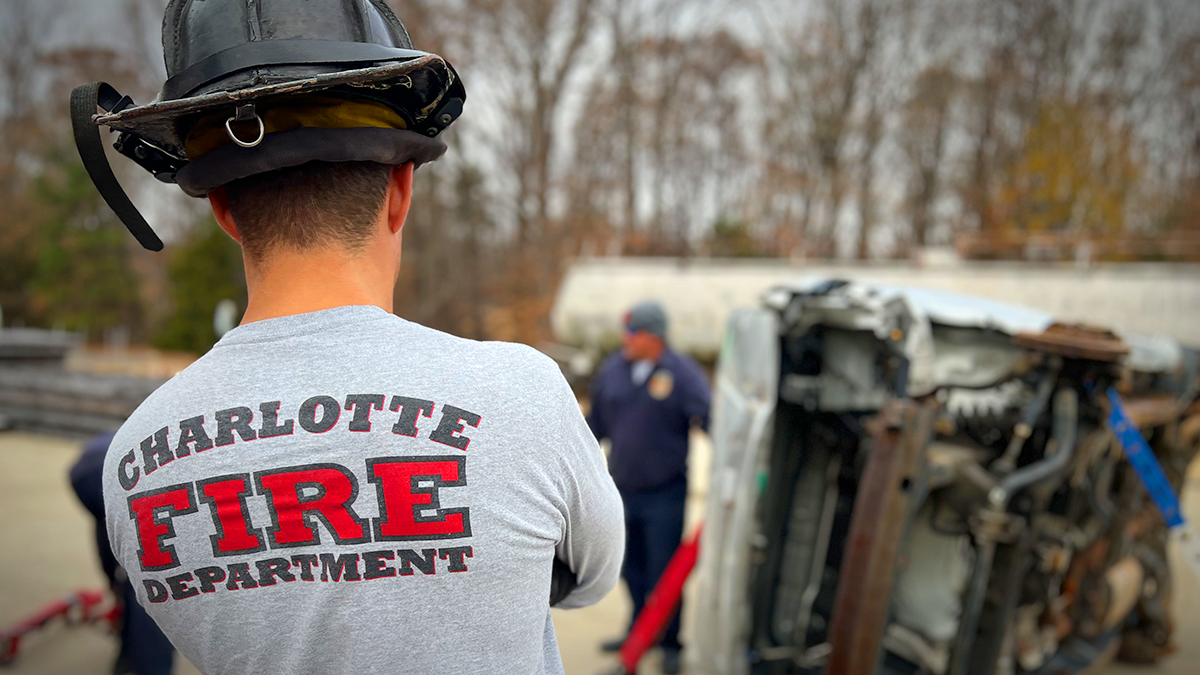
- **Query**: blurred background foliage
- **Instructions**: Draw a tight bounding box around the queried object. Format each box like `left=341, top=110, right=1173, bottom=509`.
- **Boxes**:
left=29, top=150, right=145, bottom=339
left=152, top=220, right=246, bottom=353
left=1, top=0, right=1198, bottom=354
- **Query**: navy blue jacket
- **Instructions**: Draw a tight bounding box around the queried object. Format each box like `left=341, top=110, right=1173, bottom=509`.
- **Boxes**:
left=587, top=348, right=711, bottom=492
left=70, top=432, right=119, bottom=582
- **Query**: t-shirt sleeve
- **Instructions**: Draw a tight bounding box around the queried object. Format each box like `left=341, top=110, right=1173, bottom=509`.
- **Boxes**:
left=545, top=364, right=624, bottom=609
left=101, top=430, right=139, bottom=578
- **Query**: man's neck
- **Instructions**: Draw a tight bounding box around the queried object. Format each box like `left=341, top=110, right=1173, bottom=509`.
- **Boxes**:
left=647, top=342, right=667, bottom=362
left=240, top=247, right=395, bottom=324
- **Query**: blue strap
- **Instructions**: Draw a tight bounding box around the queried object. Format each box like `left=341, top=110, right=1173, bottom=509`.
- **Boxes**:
left=1106, top=387, right=1185, bottom=528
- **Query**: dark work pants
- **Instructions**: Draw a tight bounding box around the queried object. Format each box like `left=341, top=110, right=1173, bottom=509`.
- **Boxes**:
left=619, top=477, right=686, bottom=652
left=70, top=434, right=174, bottom=675
left=118, top=581, right=174, bottom=675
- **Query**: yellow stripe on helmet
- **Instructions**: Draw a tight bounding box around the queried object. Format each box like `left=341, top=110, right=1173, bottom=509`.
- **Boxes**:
left=184, top=95, right=409, bottom=159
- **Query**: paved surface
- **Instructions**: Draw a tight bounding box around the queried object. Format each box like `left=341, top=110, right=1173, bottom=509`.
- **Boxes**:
left=0, top=430, right=1195, bottom=674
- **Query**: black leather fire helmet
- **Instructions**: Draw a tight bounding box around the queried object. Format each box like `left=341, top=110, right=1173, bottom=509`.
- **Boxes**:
left=70, top=0, right=466, bottom=251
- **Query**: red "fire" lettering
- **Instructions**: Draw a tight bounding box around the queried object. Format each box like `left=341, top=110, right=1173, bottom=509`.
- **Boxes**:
left=126, top=457, right=470, bottom=570
left=198, top=475, right=262, bottom=555
left=256, top=465, right=369, bottom=547
left=367, top=457, right=471, bottom=541
left=128, top=486, right=196, bottom=570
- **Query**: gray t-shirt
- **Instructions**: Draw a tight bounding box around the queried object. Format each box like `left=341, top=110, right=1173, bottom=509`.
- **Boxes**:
left=102, top=306, right=624, bottom=674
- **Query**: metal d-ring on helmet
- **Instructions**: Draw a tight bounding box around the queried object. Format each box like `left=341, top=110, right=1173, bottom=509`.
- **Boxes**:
left=224, top=111, right=266, bottom=149
left=70, top=0, right=466, bottom=252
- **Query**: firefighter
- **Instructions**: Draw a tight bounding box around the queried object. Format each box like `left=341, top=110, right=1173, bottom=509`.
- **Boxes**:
left=588, top=301, right=711, bottom=674
left=75, top=1, right=623, bottom=673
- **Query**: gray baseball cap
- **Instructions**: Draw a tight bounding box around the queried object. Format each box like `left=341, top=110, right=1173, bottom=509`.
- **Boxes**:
left=624, top=301, right=668, bottom=339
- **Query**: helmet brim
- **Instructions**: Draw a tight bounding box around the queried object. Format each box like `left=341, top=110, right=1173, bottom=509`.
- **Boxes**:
left=94, top=54, right=459, bottom=159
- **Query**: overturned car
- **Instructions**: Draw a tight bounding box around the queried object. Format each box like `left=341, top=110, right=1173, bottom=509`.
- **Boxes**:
left=691, top=280, right=1200, bottom=675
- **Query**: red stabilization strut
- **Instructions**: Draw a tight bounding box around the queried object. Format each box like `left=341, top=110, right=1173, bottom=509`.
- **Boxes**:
left=0, top=590, right=118, bottom=665
left=619, top=524, right=703, bottom=674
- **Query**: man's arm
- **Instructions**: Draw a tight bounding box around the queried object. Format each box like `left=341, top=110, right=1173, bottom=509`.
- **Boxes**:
left=548, top=370, right=624, bottom=609
left=585, top=364, right=609, bottom=441
left=682, top=359, right=712, bottom=432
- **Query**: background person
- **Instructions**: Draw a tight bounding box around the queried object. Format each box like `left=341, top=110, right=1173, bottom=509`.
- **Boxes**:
left=69, top=432, right=174, bottom=675
left=587, top=300, right=711, bottom=674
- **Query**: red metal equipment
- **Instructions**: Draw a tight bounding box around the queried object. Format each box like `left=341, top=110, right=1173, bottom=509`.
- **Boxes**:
left=617, top=525, right=703, bottom=674
left=0, top=589, right=119, bottom=666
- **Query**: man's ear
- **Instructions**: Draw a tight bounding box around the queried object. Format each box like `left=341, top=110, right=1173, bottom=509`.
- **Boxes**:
left=208, top=187, right=242, bottom=243
left=386, top=162, right=415, bottom=235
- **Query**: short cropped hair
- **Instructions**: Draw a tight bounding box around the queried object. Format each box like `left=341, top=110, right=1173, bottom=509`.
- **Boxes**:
left=225, top=161, right=391, bottom=260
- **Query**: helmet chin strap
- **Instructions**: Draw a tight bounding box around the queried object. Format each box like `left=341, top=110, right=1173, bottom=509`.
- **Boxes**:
left=70, top=82, right=183, bottom=251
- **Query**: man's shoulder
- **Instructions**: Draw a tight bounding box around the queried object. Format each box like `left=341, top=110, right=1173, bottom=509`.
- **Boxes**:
left=103, top=321, right=568, bottom=456
left=404, top=321, right=562, bottom=378
left=386, top=321, right=576, bottom=413
left=597, top=351, right=626, bottom=374
left=101, top=365, right=197, bottom=474
left=664, top=349, right=708, bottom=383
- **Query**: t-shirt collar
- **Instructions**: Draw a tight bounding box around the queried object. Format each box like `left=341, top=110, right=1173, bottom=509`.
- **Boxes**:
left=215, top=305, right=392, bottom=346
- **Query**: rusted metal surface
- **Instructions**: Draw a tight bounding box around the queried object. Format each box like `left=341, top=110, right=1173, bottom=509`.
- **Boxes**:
left=689, top=279, right=1199, bottom=675
left=1182, top=413, right=1200, bottom=448
left=1121, top=394, right=1184, bottom=428
left=825, top=400, right=937, bottom=675
left=1013, top=323, right=1130, bottom=362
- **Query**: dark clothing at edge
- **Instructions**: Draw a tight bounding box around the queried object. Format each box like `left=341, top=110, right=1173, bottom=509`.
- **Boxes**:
left=620, top=478, right=687, bottom=649
left=71, top=433, right=175, bottom=675
left=586, top=348, right=710, bottom=494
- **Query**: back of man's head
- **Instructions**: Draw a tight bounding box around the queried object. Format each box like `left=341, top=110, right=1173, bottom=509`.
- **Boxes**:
left=224, top=161, right=392, bottom=261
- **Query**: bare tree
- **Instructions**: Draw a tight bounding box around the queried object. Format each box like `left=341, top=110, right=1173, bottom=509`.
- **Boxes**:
left=759, top=0, right=884, bottom=255
left=900, top=66, right=955, bottom=248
